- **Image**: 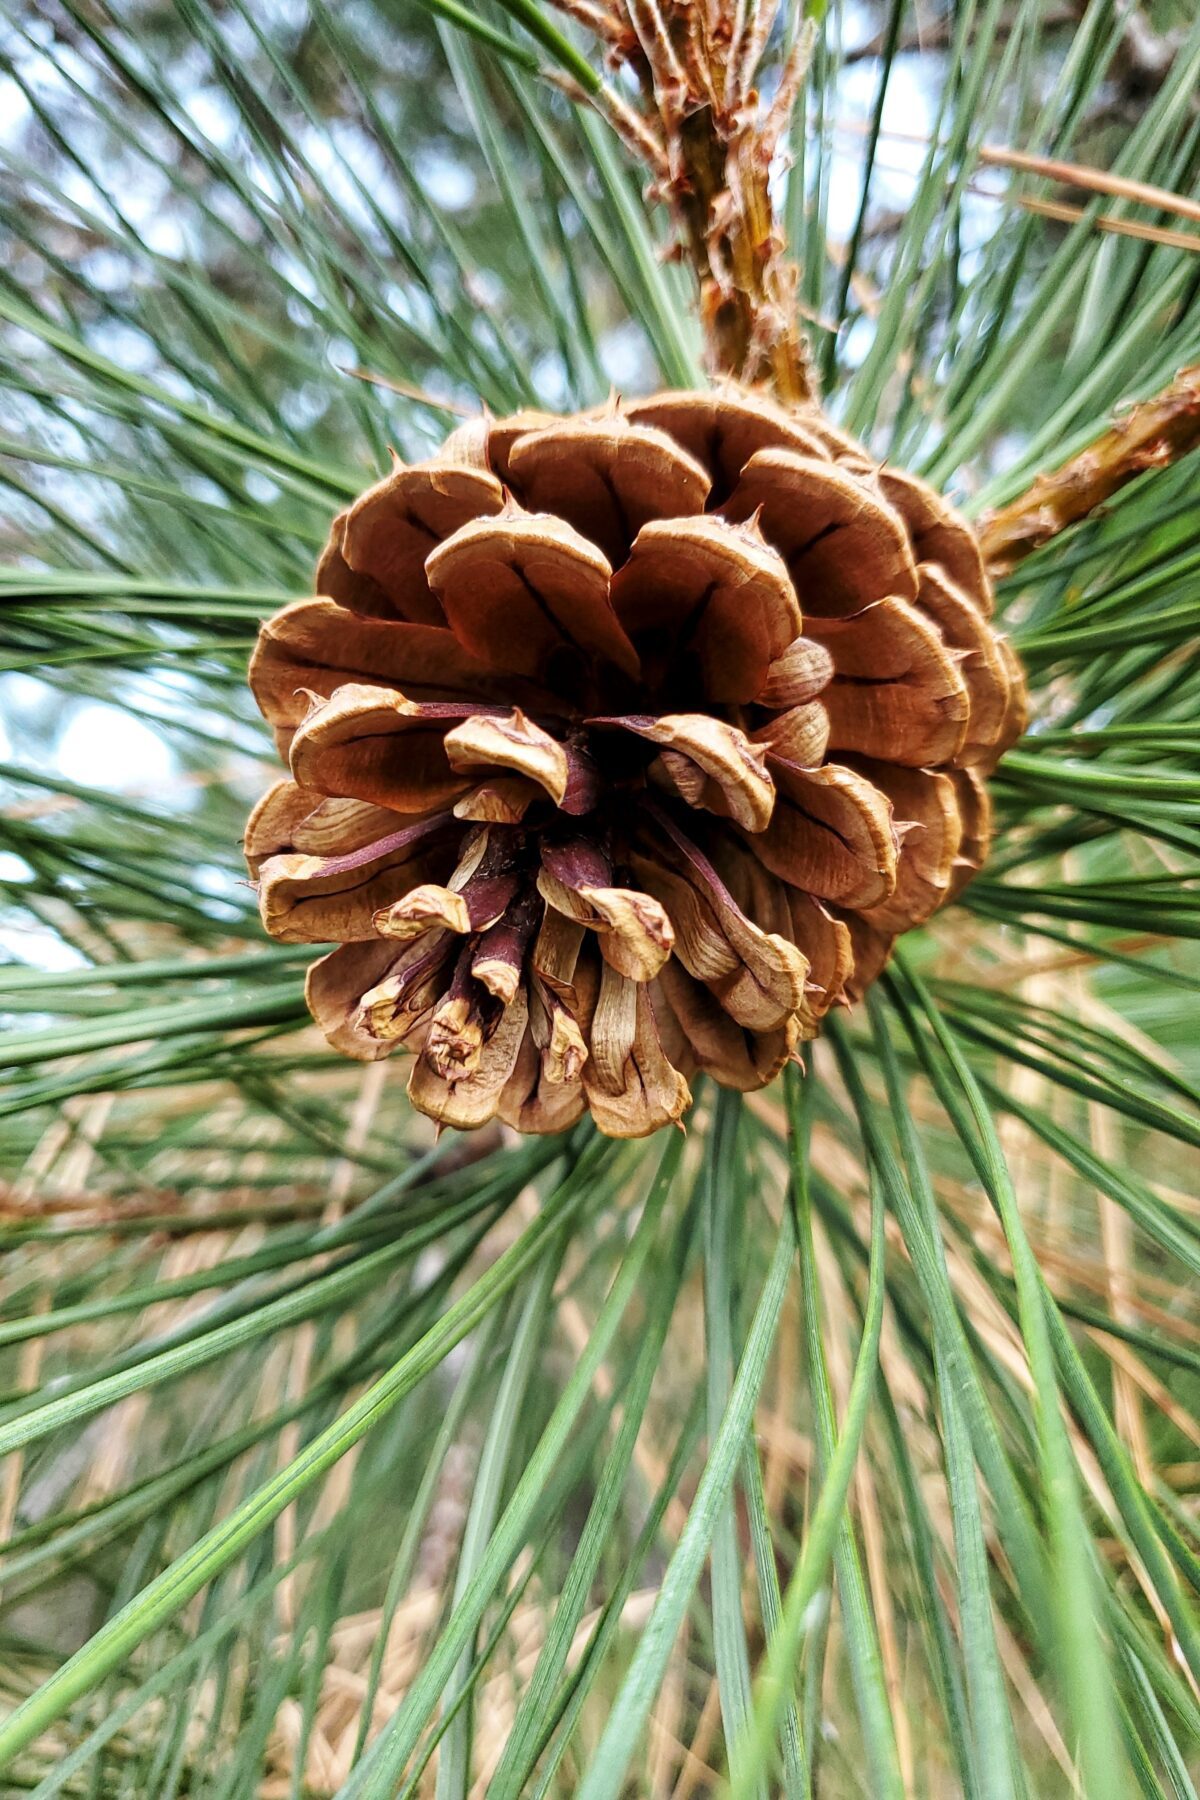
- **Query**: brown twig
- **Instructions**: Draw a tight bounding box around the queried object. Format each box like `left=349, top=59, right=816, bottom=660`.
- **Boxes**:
left=1007, top=193, right=1200, bottom=254
left=978, top=363, right=1200, bottom=573
left=340, top=366, right=474, bottom=414
left=836, top=121, right=1200, bottom=232
left=977, top=142, right=1200, bottom=227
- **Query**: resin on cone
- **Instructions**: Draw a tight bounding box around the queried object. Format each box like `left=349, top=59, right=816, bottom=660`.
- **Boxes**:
left=246, top=388, right=1026, bottom=1137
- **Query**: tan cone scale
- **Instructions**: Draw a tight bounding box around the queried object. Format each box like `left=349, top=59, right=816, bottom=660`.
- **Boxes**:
left=246, top=388, right=1026, bottom=1137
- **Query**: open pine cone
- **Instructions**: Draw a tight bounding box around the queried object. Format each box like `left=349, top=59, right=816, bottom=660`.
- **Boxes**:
left=246, top=389, right=1025, bottom=1136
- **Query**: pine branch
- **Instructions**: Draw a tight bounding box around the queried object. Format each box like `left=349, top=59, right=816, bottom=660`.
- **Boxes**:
left=537, top=0, right=819, bottom=397
left=980, top=363, right=1200, bottom=572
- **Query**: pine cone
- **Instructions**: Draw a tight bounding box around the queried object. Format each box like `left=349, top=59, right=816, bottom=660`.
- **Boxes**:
left=246, top=390, right=1025, bottom=1137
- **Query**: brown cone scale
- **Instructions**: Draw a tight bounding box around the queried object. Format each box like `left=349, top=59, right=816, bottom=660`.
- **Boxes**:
left=246, top=388, right=1026, bottom=1138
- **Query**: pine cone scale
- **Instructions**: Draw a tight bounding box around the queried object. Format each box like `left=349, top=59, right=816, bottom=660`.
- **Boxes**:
left=339, top=461, right=506, bottom=625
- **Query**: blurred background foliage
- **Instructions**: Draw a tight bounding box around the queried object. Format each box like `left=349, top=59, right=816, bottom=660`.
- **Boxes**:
left=0, top=0, right=1199, bottom=1794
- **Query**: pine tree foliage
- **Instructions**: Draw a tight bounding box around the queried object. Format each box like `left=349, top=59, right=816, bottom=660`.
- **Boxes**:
left=0, top=1, right=1198, bottom=1793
